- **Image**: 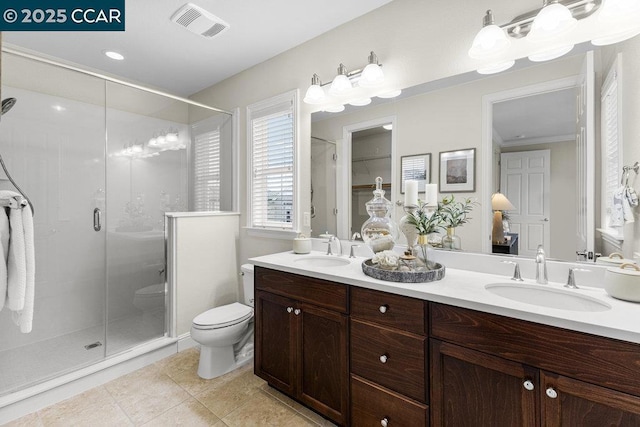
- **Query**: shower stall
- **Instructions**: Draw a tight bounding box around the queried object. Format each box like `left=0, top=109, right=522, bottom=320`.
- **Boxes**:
left=0, top=51, right=233, bottom=399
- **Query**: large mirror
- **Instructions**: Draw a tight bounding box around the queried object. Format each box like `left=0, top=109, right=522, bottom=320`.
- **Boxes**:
left=310, top=36, right=640, bottom=262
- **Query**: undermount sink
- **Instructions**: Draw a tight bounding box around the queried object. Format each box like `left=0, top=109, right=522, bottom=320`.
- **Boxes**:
left=485, top=283, right=611, bottom=312
left=294, top=256, right=351, bottom=268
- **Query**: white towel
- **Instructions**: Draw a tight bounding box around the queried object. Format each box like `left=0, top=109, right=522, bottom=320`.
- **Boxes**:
left=0, top=190, right=35, bottom=333
left=0, top=207, right=9, bottom=308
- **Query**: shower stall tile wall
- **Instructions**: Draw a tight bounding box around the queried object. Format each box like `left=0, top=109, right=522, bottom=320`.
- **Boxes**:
left=0, top=52, right=234, bottom=399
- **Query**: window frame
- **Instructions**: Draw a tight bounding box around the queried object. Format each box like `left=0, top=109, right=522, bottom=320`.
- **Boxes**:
left=599, top=54, right=624, bottom=241
left=246, top=90, right=299, bottom=238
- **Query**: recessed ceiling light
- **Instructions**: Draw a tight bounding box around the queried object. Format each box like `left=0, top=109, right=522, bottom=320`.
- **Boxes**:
left=52, top=105, right=66, bottom=112
left=104, top=50, right=124, bottom=61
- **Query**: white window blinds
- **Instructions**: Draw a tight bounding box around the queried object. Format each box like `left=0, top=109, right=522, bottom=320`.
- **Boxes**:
left=601, top=58, right=622, bottom=235
left=248, top=92, right=296, bottom=229
left=193, top=127, right=221, bottom=211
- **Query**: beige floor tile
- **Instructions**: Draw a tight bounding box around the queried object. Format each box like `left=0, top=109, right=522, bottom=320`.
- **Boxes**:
left=104, top=363, right=190, bottom=425
left=194, top=368, right=265, bottom=419
left=221, top=391, right=305, bottom=427
left=4, top=412, right=44, bottom=427
left=141, top=397, right=223, bottom=427
left=154, top=347, right=200, bottom=374
left=261, top=386, right=337, bottom=426
left=37, top=386, right=132, bottom=427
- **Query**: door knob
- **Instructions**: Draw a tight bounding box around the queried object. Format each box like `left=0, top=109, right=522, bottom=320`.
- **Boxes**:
left=381, top=417, right=389, bottom=427
left=379, top=354, right=388, bottom=363
left=379, top=304, right=388, bottom=314
left=294, top=308, right=301, bottom=315
left=541, top=218, right=549, bottom=222
left=286, top=307, right=293, bottom=313
left=546, top=387, right=558, bottom=399
left=523, top=380, right=534, bottom=391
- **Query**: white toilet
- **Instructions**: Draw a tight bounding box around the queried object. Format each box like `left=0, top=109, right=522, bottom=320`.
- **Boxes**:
left=190, top=264, right=255, bottom=379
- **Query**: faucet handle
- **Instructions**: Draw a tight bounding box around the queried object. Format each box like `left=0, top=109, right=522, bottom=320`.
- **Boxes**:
left=565, top=266, right=590, bottom=289
left=349, top=245, right=360, bottom=258
left=502, top=260, right=524, bottom=281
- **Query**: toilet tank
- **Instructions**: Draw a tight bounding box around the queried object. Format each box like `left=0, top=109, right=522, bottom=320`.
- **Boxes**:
left=241, top=264, right=254, bottom=307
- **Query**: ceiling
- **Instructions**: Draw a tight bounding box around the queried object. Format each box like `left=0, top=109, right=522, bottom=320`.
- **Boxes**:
left=493, top=88, right=577, bottom=146
left=3, top=0, right=392, bottom=97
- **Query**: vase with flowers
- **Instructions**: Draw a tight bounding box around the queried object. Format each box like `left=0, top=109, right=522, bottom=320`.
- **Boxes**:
left=438, top=195, right=478, bottom=250
left=406, top=203, right=445, bottom=269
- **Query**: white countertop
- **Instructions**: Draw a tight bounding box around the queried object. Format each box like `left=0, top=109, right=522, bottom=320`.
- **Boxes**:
left=250, top=250, right=640, bottom=345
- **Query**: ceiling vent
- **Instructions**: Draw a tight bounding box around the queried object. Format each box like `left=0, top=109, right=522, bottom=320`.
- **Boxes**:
left=170, top=3, right=230, bottom=38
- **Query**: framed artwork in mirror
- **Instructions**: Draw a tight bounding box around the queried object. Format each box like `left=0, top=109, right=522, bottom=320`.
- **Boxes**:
left=400, top=153, right=431, bottom=193
left=439, top=148, right=475, bottom=193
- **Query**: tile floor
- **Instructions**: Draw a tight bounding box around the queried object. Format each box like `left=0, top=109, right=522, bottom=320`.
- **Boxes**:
left=6, top=348, right=337, bottom=426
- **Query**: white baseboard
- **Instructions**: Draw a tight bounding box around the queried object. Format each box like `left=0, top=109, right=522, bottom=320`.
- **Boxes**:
left=177, top=332, right=199, bottom=352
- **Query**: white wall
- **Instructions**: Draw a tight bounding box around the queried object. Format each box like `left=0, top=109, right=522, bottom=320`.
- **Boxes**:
left=169, top=213, right=240, bottom=336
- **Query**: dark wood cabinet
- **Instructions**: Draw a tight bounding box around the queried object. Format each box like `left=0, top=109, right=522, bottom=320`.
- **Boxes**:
left=254, top=267, right=349, bottom=426
left=431, top=339, right=538, bottom=427
left=431, top=302, right=640, bottom=427
left=350, top=287, right=429, bottom=426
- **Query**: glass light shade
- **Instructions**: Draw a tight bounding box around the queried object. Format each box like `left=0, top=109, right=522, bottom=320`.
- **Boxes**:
left=592, top=0, right=640, bottom=45
left=377, top=89, right=402, bottom=98
left=156, top=135, right=166, bottom=146
left=148, top=137, right=158, bottom=147
left=349, top=98, right=372, bottom=107
left=468, top=25, right=511, bottom=59
left=303, top=84, right=325, bottom=104
left=359, top=63, right=384, bottom=87
left=329, top=74, right=353, bottom=96
left=477, top=60, right=515, bottom=75
left=165, top=131, right=179, bottom=142
left=528, top=2, right=577, bottom=41
left=324, top=105, right=345, bottom=113
left=131, top=144, right=143, bottom=153
left=528, top=44, right=574, bottom=62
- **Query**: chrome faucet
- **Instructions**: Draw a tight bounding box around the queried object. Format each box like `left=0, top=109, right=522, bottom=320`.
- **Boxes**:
left=565, top=267, right=590, bottom=289
left=350, top=232, right=362, bottom=241
left=535, top=245, right=548, bottom=284
left=502, top=260, right=523, bottom=281
left=325, top=235, right=343, bottom=256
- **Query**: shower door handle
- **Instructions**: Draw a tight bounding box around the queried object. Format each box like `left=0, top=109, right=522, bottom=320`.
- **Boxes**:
left=93, top=208, right=102, bottom=231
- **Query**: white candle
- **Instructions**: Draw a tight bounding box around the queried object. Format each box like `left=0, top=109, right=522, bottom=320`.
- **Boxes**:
left=425, top=184, right=438, bottom=206
left=405, top=180, right=418, bottom=207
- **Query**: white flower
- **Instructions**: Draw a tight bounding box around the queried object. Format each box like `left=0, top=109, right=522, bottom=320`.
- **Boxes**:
left=372, top=250, right=399, bottom=268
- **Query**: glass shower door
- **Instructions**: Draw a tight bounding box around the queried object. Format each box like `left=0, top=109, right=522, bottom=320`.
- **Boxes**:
left=104, top=82, right=190, bottom=355
left=0, top=54, right=107, bottom=396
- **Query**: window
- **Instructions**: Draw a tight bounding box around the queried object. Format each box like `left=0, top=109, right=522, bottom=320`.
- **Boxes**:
left=247, top=91, right=297, bottom=232
left=601, top=56, right=623, bottom=239
left=193, top=126, right=221, bottom=211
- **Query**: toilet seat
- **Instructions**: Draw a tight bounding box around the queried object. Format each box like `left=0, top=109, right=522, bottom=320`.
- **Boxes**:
left=192, top=302, right=253, bottom=330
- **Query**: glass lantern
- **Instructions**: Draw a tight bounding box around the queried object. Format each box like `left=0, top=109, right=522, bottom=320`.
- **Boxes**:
left=361, top=177, right=399, bottom=253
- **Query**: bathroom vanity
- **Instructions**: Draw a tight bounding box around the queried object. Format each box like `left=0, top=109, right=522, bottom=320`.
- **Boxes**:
left=251, top=251, right=640, bottom=426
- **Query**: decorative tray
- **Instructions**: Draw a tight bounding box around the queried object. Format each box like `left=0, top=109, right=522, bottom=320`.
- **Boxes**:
left=361, top=259, right=445, bottom=283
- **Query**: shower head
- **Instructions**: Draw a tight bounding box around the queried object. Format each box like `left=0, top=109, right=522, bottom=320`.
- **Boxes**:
left=1, top=98, right=16, bottom=115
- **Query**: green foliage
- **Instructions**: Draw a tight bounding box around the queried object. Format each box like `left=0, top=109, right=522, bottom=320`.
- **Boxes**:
left=439, top=195, right=479, bottom=228
left=406, top=206, right=445, bottom=235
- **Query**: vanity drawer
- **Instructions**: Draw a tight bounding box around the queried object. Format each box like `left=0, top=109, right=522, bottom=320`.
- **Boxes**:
left=351, top=375, right=428, bottom=427
left=350, top=287, right=426, bottom=335
left=255, top=267, right=348, bottom=313
left=350, top=319, right=427, bottom=403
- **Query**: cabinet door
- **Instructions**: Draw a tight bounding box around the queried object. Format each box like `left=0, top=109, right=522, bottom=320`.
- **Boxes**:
left=431, top=339, right=538, bottom=427
left=298, top=302, right=349, bottom=426
left=541, top=371, right=640, bottom=427
left=255, top=290, right=297, bottom=395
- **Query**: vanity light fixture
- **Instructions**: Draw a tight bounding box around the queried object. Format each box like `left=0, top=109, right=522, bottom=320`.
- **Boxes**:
left=592, top=0, right=640, bottom=45
left=303, top=51, right=400, bottom=112
left=468, top=0, right=640, bottom=74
